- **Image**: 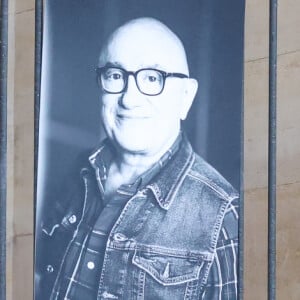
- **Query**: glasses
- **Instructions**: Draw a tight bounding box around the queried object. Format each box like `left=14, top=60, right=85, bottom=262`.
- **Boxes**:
left=96, top=66, right=189, bottom=96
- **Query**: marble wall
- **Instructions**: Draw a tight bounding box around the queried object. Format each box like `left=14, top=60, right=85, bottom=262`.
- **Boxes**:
left=7, top=0, right=35, bottom=299
left=244, top=0, right=300, bottom=299
left=6, top=0, right=300, bottom=299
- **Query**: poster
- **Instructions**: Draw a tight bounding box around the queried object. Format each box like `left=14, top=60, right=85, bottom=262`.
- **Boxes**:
left=35, top=1, right=244, bottom=299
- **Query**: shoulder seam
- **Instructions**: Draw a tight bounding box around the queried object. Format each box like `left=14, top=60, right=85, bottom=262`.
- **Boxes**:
left=187, top=172, right=238, bottom=202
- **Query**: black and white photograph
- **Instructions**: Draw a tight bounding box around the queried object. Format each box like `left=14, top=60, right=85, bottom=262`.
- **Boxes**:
left=35, top=1, right=244, bottom=299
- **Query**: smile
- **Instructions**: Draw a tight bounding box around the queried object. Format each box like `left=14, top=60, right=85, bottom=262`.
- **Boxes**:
left=116, top=113, right=150, bottom=120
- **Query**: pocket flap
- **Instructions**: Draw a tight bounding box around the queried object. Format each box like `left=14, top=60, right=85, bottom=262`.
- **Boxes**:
left=132, top=249, right=205, bottom=286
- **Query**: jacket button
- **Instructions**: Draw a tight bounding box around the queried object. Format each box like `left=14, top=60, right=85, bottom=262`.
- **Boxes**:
left=68, top=214, right=77, bottom=224
left=113, top=233, right=128, bottom=242
left=46, top=265, right=54, bottom=273
left=87, top=261, right=95, bottom=270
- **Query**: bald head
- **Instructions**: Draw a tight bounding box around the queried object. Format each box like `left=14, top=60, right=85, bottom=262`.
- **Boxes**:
left=99, top=17, right=190, bottom=75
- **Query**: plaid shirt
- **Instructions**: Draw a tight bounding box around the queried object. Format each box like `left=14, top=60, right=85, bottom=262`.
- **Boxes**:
left=202, top=197, right=239, bottom=300
left=51, top=135, right=239, bottom=300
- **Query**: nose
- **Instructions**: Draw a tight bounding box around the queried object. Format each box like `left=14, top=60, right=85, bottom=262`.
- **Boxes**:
left=119, top=75, right=142, bottom=109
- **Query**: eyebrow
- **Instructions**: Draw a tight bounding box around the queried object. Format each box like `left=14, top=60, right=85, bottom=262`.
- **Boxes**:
left=102, top=62, right=166, bottom=71
left=149, top=63, right=166, bottom=70
left=102, top=61, right=123, bottom=68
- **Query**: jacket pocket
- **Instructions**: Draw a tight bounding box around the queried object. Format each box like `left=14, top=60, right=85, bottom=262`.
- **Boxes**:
left=132, top=248, right=206, bottom=286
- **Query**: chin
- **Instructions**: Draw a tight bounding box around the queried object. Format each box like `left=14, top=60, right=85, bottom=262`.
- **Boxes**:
left=117, top=136, right=175, bottom=159
left=115, top=137, right=150, bottom=154
left=109, top=126, right=148, bottom=150
left=108, top=125, right=176, bottom=156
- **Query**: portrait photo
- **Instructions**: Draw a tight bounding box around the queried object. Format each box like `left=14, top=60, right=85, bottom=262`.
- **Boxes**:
left=34, top=1, right=245, bottom=299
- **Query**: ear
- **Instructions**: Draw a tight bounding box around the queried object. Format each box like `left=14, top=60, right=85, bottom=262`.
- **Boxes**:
left=180, top=78, right=198, bottom=120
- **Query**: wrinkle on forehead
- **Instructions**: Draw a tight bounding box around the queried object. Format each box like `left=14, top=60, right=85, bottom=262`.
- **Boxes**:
left=99, top=17, right=189, bottom=74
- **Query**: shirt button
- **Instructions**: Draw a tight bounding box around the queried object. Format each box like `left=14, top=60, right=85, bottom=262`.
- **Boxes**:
left=87, top=261, right=95, bottom=270
left=68, top=214, right=77, bottom=224
left=113, top=233, right=128, bottom=242
left=46, top=265, right=54, bottom=273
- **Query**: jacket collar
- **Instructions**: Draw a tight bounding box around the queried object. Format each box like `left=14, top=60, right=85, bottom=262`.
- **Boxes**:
left=88, top=133, right=194, bottom=211
left=146, top=134, right=195, bottom=210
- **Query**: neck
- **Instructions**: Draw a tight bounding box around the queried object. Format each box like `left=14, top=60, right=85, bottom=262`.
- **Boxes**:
left=109, top=150, right=161, bottom=184
left=106, top=132, right=180, bottom=189
left=104, top=150, right=157, bottom=198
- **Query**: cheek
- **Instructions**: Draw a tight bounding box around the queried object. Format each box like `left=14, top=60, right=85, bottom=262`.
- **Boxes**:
left=101, top=96, right=118, bottom=120
left=101, top=105, right=118, bottom=135
left=153, top=93, right=184, bottom=121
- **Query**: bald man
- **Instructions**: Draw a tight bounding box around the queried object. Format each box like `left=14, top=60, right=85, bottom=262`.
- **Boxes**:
left=36, top=18, right=239, bottom=300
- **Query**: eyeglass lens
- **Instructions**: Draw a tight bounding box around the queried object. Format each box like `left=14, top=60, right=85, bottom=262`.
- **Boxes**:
left=100, top=67, right=164, bottom=95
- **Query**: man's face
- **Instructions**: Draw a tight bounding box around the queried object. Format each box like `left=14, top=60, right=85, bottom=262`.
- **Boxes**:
left=99, top=20, right=197, bottom=156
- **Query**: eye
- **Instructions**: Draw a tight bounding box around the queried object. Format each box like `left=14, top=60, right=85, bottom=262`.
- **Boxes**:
left=139, top=70, right=162, bottom=84
left=110, top=73, right=121, bottom=80
left=104, top=68, right=123, bottom=80
left=147, top=75, right=157, bottom=82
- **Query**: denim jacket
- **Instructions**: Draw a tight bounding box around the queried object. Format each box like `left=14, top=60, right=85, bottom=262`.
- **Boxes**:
left=35, top=135, right=239, bottom=300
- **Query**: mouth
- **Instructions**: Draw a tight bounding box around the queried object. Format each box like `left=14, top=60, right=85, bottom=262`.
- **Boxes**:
left=116, top=113, right=150, bottom=120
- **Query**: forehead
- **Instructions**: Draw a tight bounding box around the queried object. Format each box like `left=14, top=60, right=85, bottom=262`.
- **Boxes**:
left=100, top=21, right=189, bottom=73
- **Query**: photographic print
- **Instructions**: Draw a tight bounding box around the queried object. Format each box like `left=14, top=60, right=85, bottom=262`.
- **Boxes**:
left=34, top=1, right=244, bottom=299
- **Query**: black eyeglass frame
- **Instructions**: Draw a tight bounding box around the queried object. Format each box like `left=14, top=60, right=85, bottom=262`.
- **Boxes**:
left=95, top=66, right=189, bottom=96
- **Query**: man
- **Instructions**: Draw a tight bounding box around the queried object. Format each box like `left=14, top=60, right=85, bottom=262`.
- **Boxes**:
left=36, top=17, right=239, bottom=300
